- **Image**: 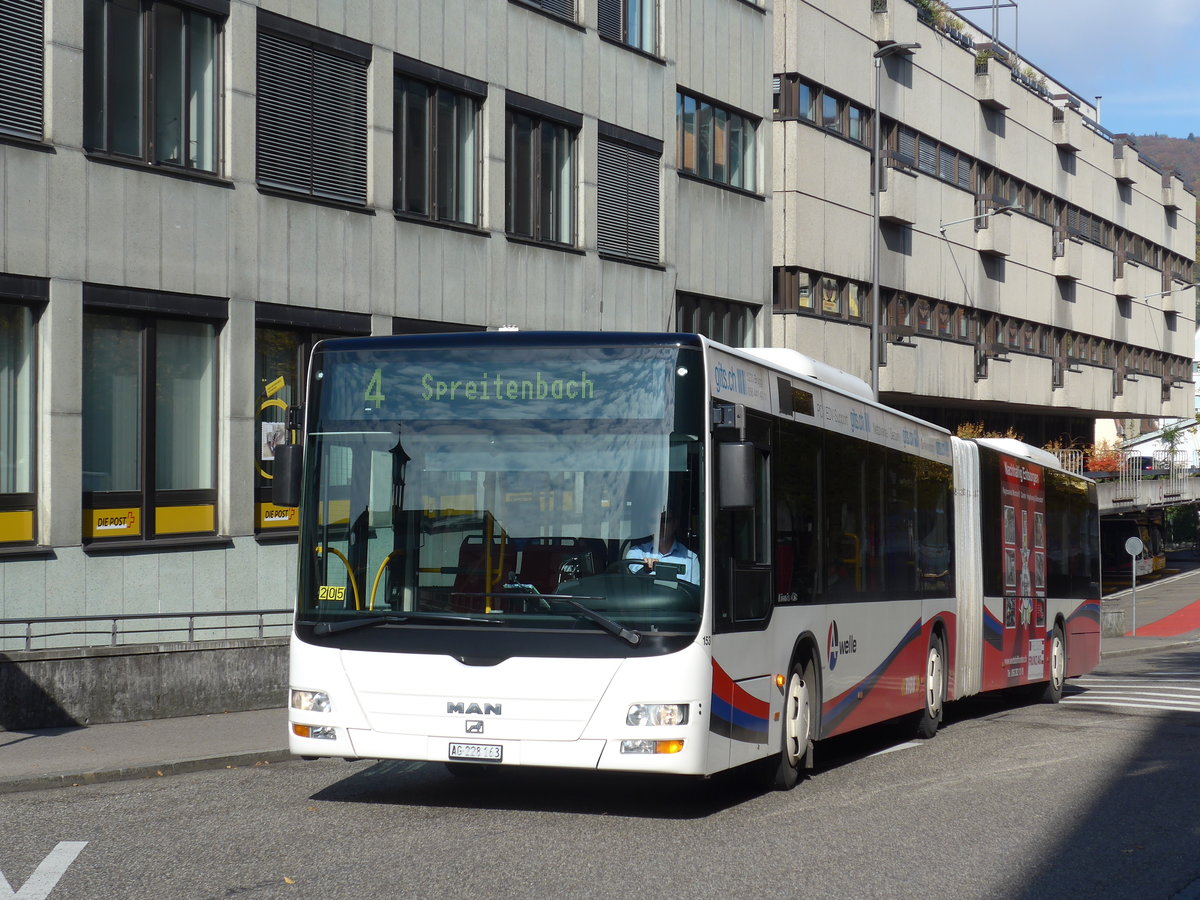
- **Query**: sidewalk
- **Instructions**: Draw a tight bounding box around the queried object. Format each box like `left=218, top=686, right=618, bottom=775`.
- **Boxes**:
left=0, top=706, right=292, bottom=795
left=3, top=572, right=1200, bottom=795
left=1099, top=560, right=1200, bottom=657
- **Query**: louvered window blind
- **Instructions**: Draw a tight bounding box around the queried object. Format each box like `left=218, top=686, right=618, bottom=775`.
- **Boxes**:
left=257, top=29, right=368, bottom=205
left=597, top=135, right=660, bottom=264
left=0, top=1, right=45, bottom=141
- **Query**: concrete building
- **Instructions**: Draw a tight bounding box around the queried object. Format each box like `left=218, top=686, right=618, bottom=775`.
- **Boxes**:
left=0, top=0, right=771, bottom=642
left=772, top=0, right=1196, bottom=446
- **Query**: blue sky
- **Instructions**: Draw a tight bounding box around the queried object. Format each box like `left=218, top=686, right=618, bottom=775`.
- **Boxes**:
left=957, top=0, right=1200, bottom=137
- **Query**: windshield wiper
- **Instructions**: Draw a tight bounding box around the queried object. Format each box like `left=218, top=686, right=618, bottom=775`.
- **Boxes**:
left=309, top=612, right=501, bottom=636
left=542, top=595, right=642, bottom=647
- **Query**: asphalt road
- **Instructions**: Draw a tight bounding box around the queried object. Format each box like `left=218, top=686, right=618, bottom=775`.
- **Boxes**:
left=4, top=646, right=1200, bottom=900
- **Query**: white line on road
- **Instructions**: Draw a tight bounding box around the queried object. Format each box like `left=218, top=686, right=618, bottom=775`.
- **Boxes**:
left=0, top=842, right=88, bottom=900
left=1064, top=698, right=1200, bottom=713
left=869, top=741, right=923, bottom=757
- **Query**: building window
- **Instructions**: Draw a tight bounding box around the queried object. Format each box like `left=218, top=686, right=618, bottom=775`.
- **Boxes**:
left=84, top=0, right=221, bottom=172
left=82, top=287, right=224, bottom=542
left=677, top=293, right=756, bottom=348
left=254, top=305, right=370, bottom=532
left=0, top=291, right=40, bottom=545
left=820, top=277, right=841, bottom=315
left=773, top=267, right=814, bottom=314
left=598, top=0, right=657, bottom=54
left=821, top=93, right=841, bottom=131
left=597, top=126, right=661, bottom=264
left=506, top=98, right=579, bottom=245
left=676, top=89, right=757, bottom=192
left=394, top=60, right=484, bottom=226
left=256, top=11, right=369, bottom=205
left=847, top=105, right=864, bottom=143
left=0, top=0, right=45, bottom=143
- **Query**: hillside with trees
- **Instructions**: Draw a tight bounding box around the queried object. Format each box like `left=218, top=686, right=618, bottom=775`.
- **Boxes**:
left=1131, top=134, right=1200, bottom=193
left=1130, top=134, right=1200, bottom=268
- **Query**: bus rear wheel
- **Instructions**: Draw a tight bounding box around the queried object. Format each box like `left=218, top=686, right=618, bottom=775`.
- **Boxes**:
left=913, top=634, right=945, bottom=739
left=1038, top=626, right=1065, bottom=704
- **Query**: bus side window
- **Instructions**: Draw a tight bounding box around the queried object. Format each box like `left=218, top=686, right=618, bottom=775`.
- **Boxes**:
left=823, top=433, right=865, bottom=596
left=717, top=439, right=772, bottom=626
left=773, top=423, right=819, bottom=603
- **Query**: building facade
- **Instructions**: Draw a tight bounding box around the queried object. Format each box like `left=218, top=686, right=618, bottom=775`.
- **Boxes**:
left=772, top=0, right=1196, bottom=446
left=0, top=0, right=771, bottom=635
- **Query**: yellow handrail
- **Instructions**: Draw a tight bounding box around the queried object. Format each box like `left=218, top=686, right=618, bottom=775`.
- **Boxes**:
left=368, top=551, right=399, bottom=611
left=315, top=545, right=362, bottom=610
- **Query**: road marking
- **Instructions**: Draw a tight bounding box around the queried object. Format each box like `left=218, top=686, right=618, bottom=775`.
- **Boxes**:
left=1065, top=698, right=1200, bottom=713
left=870, top=741, right=922, bottom=757
left=1065, top=673, right=1200, bottom=714
left=0, top=842, right=87, bottom=900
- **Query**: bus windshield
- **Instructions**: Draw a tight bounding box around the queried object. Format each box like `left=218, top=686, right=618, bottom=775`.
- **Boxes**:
left=294, top=342, right=705, bottom=651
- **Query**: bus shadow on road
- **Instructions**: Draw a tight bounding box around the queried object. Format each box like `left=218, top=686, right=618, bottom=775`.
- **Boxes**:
left=308, top=759, right=778, bottom=819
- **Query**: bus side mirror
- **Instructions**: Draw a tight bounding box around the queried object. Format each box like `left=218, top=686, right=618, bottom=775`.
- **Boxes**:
left=719, top=441, right=755, bottom=510
left=273, top=443, right=303, bottom=508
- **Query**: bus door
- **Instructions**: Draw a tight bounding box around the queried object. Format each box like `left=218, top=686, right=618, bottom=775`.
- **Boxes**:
left=710, top=409, right=775, bottom=772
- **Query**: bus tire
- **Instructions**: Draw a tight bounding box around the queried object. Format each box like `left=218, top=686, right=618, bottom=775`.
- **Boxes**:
left=769, top=659, right=816, bottom=791
left=913, top=633, right=945, bottom=739
left=1039, top=626, right=1066, bottom=704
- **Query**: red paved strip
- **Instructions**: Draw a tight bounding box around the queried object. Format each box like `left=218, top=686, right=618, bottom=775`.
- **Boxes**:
left=1127, top=599, right=1200, bottom=637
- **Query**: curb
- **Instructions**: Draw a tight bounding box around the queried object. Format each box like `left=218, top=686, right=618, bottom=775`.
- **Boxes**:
left=1100, top=637, right=1200, bottom=660
left=0, top=749, right=296, bottom=796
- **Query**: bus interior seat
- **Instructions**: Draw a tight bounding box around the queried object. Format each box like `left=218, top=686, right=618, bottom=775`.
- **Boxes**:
left=451, top=535, right=516, bottom=612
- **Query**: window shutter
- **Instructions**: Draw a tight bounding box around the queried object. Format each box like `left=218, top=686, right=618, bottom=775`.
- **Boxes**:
left=917, top=137, right=936, bottom=174
left=938, top=146, right=955, bottom=182
left=0, top=0, right=44, bottom=141
left=257, top=30, right=368, bottom=205
left=896, top=126, right=916, bottom=165
left=596, top=138, right=627, bottom=257
left=597, top=0, right=621, bottom=40
left=539, top=0, right=575, bottom=19
left=597, top=137, right=660, bottom=264
left=625, top=144, right=660, bottom=263
left=257, top=32, right=314, bottom=195
left=957, top=157, right=972, bottom=191
left=312, top=50, right=368, bottom=204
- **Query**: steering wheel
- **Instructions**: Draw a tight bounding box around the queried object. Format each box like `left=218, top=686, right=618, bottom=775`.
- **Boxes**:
left=608, top=558, right=658, bottom=576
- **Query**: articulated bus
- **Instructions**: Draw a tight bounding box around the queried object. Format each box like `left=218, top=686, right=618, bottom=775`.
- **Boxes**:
left=281, top=332, right=1100, bottom=788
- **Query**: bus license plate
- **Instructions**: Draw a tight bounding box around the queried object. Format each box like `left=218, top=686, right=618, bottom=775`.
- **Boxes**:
left=449, top=743, right=502, bottom=763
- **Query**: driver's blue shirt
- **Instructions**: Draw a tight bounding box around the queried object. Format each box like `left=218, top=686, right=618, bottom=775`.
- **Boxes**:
left=625, top=539, right=699, bottom=585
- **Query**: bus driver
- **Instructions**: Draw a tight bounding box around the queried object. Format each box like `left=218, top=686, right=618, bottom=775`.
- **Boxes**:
left=625, top=509, right=699, bottom=585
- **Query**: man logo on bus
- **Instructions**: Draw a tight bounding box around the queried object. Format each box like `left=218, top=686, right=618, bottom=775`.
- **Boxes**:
left=827, top=620, right=858, bottom=670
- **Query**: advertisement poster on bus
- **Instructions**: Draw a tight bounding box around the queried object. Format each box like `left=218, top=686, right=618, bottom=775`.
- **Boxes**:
left=998, top=453, right=1047, bottom=685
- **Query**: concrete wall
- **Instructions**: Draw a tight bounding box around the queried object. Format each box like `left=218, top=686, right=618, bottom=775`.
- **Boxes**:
left=0, top=638, right=288, bottom=731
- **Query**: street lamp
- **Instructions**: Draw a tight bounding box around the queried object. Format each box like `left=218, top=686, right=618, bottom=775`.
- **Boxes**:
left=938, top=204, right=1019, bottom=235
left=871, top=40, right=920, bottom=402
left=1140, top=283, right=1197, bottom=303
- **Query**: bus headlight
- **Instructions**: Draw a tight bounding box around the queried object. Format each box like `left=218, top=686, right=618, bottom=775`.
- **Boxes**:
left=291, top=690, right=331, bottom=713
left=292, top=724, right=337, bottom=740
left=621, top=740, right=685, bottom=754
left=626, top=703, right=689, bottom=726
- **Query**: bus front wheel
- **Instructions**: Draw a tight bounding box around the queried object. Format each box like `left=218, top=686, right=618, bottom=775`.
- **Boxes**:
left=768, top=660, right=816, bottom=791
left=913, top=634, right=945, bottom=739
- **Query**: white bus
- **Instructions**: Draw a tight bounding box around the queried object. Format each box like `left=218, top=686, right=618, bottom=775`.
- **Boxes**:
left=280, top=332, right=1100, bottom=788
